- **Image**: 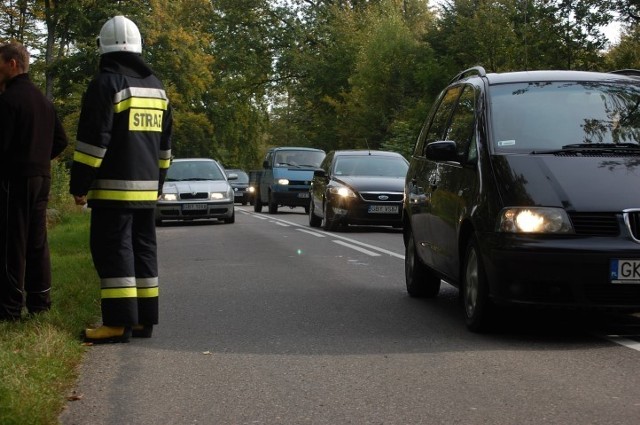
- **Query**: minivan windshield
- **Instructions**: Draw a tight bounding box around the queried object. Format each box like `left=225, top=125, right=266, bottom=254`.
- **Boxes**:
left=274, top=150, right=325, bottom=168
left=490, top=81, right=640, bottom=153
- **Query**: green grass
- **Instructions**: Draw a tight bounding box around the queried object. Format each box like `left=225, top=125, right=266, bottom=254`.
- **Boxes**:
left=0, top=210, right=100, bottom=425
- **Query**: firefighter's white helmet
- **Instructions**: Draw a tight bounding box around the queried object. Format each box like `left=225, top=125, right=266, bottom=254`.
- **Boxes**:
left=98, top=16, right=142, bottom=54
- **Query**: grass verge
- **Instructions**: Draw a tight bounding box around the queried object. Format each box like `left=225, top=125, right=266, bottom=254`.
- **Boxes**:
left=0, top=210, right=99, bottom=425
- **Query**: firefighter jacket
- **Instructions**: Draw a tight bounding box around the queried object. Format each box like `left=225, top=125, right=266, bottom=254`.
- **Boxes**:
left=70, top=52, right=172, bottom=208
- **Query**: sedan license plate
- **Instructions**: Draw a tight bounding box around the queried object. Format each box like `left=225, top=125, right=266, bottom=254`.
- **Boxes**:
left=297, top=192, right=309, bottom=198
left=610, top=259, right=640, bottom=284
left=368, top=205, right=399, bottom=214
left=182, top=203, right=207, bottom=211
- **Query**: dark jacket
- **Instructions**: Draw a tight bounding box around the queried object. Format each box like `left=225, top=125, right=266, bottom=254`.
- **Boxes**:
left=0, top=73, right=68, bottom=178
left=70, top=52, right=173, bottom=209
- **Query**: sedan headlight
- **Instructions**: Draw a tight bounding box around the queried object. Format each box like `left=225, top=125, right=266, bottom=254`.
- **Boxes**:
left=498, top=207, right=574, bottom=234
left=329, top=185, right=357, bottom=198
left=159, top=193, right=177, bottom=201
left=248, top=186, right=256, bottom=193
left=210, top=192, right=228, bottom=200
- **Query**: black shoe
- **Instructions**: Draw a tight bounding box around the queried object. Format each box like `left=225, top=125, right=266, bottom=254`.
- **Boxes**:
left=132, top=324, right=153, bottom=338
left=82, top=326, right=131, bottom=344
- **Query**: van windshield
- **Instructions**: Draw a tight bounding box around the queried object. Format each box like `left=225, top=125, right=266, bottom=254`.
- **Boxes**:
left=490, top=81, right=640, bottom=153
left=274, top=150, right=325, bottom=167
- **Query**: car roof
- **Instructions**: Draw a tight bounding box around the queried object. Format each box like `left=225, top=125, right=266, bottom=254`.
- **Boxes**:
left=483, top=70, right=640, bottom=85
left=172, top=158, right=217, bottom=163
left=331, top=150, right=404, bottom=157
left=269, top=147, right=324, bottom=152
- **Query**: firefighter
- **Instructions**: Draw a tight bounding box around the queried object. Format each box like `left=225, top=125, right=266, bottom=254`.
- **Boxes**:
left=70, top=16, right=173, bottom=343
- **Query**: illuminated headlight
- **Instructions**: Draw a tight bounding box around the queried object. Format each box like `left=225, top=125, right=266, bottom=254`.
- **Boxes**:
left=159, top=193, right=177, bottom=201
left=277, top=178, right=290, bottom=185
left=498, top=207, right=574, bottom=234
left=248, top=186, right=256, bottom=193
left=329, top=186, right=356, bottom=198
left=210, top=192, right=226, bottom=200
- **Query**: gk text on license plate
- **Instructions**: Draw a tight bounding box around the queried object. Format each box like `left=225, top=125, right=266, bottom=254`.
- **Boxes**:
left=610, top=259, right=640, bottom=284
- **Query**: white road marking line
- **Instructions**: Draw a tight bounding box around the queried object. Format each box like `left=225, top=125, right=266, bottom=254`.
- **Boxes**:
left=296, top=229, right=325, bottom=238
left=333, top=240, right=381, bottom=256
left=242, top=209, right=404, bottom=258
left=274, top=221, right=289, bottom=227
left=605, top=335, right=640, bottom=352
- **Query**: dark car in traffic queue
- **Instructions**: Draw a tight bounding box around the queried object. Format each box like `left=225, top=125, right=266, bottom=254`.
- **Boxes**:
left=403, top=66, right=640, bottom=332
left=309, top=150, right=408, bottom=231
left=225, top=168, right=250, bottom=205
left=156, top=158, right=235, bottom=225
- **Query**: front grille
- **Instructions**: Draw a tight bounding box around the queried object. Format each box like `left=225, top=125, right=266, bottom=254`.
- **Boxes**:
left=360, top=192, right=403, bottom=202
left=180, top=192, right=208, bottom=200
left=568, top=213, right=619, bottom=236
left=624, top=211, right=640, bottom=240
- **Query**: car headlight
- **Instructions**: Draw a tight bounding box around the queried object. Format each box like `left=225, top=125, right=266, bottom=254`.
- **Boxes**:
left=248, top=186, right=255, bottom=193
left=159, top=193, right=177, bottom=201
left=277, top=178, right=289, bottom=185
left=497, top=207, right=574, bottom=234
left=329, top=185, right=356, bottom=198
left=210, top=192, right=226, bottom=200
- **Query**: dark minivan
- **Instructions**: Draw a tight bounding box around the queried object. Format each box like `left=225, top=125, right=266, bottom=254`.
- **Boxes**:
left=403, top=66, right=640, bottom=331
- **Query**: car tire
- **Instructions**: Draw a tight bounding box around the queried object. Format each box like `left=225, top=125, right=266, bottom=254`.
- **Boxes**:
left=309, top=200, right=321, bottom=227
left=268, top=193, right=278, bottom=214
left=405, top=230, right=440, bottom=297
left=323, top=201, right=339, bottom=231
left=462, top=235, right=495, bottom=332
left=254, top=192, right=262, bottom=212
left=223, top=209, right=235, bottom=224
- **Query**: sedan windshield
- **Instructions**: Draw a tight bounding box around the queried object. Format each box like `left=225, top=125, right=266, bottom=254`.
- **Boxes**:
left=490, top=81, right=640, bottom=153
left=166, top=161, right=225, bottom=181
left=333, top=156, right=408, bottom=177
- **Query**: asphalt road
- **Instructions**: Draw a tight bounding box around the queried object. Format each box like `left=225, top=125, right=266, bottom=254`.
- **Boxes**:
left=60, top=206, right=640, bottom=424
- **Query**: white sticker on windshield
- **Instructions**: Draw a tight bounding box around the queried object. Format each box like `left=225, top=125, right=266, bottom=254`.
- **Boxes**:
left=497, top=140, right=516, bottom=147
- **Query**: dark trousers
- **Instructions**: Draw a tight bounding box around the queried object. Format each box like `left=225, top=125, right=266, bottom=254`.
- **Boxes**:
left=90, top=208, right=159, bottom=326
left=0, top=176, right=52, bottom=320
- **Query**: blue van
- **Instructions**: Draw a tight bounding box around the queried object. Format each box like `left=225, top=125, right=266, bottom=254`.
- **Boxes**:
left=253, top=147, right=326, bottom=214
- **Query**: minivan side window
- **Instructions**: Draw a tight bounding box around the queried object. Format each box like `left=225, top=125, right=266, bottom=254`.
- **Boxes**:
left=445, top=85, right=477, bottom=162
left=420, top=86, right=463, bottom=156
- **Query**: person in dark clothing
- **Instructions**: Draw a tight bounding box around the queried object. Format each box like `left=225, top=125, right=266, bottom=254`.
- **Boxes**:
left=0, top=42, right=68, bottom=321
left=70, top=16, right=173, bottom=343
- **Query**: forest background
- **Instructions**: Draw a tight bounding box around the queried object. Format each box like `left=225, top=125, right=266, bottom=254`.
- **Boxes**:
left=2, top=0, right=640, bottom=170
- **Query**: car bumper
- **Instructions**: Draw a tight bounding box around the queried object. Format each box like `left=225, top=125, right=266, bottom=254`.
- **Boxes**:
left=155, top=201, right=234, bottom=221
left=480, top=233, right=640, bottom=309
left=272, top=189, right=310, bottom=207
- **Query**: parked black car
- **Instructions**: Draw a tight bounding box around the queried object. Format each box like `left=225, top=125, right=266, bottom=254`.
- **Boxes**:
left=310, top=150, right=408, bottom=230
left=225, top=168, right=250, bottom=205
left=403, top=66, right=640, bottom=331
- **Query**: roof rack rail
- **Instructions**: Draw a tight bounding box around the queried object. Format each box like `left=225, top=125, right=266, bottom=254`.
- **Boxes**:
left=609, top=69, right=640, bottom=77
left=449, top=66, right=487, bottom=84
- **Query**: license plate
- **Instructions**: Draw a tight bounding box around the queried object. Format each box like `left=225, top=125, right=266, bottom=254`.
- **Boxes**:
left=182, top=203, right=208, bottom=210
left=298, top=192, right=309, bottom=198
left=368, top=205, right=399, bottom=214
left=610, top=259, right=640, bottom=284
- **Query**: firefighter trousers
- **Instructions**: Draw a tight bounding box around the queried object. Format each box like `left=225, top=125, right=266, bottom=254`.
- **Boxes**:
left=0, top=176, right=52, bottom=320
left=90, top=208, right=159, bottom=326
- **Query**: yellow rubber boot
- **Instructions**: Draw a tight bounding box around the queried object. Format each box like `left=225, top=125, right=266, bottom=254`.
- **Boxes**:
left=83, top=326, right=131, bottom=344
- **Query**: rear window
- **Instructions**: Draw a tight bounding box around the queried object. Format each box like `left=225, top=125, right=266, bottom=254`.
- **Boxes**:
left=490, top=81, right=640, bottom=153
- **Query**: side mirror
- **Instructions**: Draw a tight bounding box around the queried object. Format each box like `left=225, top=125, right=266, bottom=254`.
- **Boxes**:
left=425, top=141, right=458, bottom=162
left=313, top=168, right=327, bottom=178
left=262, top=160, right=269, bottom=168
